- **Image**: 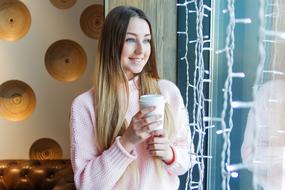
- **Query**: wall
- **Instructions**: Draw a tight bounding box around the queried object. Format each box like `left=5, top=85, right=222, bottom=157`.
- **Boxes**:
left=105, top=0, right=177, bottom=83
left=0, top=0, right=103, bottom=159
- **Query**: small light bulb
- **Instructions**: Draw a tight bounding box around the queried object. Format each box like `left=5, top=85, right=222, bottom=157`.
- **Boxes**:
left=231, top=172, right=239, bottom=178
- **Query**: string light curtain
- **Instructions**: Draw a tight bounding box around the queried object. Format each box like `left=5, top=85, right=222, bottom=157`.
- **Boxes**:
left=177, top=0, right=285, bottom=189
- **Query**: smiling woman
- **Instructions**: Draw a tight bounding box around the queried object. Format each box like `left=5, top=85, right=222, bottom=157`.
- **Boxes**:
left=121, top=17, right=151, bottom=79
left=69, top=5, right=195, bottom=190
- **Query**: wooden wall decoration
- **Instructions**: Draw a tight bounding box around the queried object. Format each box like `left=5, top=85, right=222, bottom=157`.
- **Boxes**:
left=0, top=80, right=36, bottom=121
left=29, top=138, right=63, bottom=160
left=49, top=0, right=77, bottom=10
left=0, top=0, right=31, bottom=41
left=104, top=0, right=177, bottom=83
left=80, top=4, right=104, bottom=40
left=45, top=39, right=87, bottom=82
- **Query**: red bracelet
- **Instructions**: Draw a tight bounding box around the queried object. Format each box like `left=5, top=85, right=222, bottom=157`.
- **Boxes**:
left=163, top=146, right=175, bottom=165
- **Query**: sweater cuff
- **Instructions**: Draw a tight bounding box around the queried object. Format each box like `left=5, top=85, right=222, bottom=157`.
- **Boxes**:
left=104, top=137, right=137, bottom=169
left=163, top=146, right=175, bottom=165
left=115, top=136, right=137, bottom=158
left=163, top=146, right=185, bottom=170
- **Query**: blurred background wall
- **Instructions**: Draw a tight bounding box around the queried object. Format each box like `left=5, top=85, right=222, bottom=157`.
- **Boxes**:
left=0, top=0, right=103, bottom=159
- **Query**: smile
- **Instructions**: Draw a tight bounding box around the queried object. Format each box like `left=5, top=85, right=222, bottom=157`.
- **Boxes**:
left=130, top=58, right=143, bottom=64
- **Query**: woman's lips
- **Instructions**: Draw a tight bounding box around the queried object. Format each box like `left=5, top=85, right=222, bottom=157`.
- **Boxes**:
left=129, top=58, right=143, bottom=64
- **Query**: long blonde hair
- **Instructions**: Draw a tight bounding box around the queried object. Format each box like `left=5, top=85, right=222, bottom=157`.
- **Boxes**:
left=93, top=6, right=176, bottom=187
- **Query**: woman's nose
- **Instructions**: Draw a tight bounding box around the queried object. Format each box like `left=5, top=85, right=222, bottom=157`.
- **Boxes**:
left=135, top=41, right=143, bottom=54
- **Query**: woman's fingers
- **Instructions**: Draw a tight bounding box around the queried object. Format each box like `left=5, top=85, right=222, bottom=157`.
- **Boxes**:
left=147, top=130, right=173, bottom=161
left=134, top=106, right=155, bottom=119
left=148, top=145, right=172, bottom=160
left=132, top=114, right=162, bottom=130
left=147, top=143, right=167, bottom=151
left=149, top=150, right=167, bottom=158
left=150, top=129, right=166, bottom=137
left=124, top=111, right=162, bottom=146
left=142, top=120, right=162, bottom=132
left=123, top=108, right=163, bottom=148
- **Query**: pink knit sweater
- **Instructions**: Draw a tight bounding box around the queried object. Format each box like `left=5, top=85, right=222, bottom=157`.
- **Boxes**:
left=70, top=78, right=194, bottom=190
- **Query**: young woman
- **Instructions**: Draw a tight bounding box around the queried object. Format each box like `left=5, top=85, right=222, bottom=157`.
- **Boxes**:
left=70, top=6, right=195, bottom=190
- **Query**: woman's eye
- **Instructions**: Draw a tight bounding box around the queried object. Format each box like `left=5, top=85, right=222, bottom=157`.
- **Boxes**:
left=126, top=38, right=136, bottom=43
left=143, top=39, right=151, bottom=43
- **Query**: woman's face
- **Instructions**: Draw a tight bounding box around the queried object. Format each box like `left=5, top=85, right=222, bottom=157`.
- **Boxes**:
left=121, top=17, right=151, bottom=80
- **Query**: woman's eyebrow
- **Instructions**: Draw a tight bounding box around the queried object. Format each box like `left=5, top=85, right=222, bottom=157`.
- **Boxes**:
left=126, top=32, right=151, bottom=37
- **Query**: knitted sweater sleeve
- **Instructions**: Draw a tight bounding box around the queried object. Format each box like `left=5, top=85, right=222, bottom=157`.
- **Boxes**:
left=70, top=91, right=137, bottom=190
left=159, top=80, right=196, bottom=175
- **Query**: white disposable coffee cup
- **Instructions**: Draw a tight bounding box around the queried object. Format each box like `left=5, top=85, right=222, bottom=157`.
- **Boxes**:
left=139, top=94, right=165, bottom=131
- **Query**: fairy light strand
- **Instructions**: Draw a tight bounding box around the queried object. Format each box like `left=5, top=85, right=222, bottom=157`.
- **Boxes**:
left=219, top=0, right=236, bottom=189
left=220, top=0, right=285, bottom=190
left=177, top=0, right=211, bottom=189
left=177, top=1, right=194, bottom=189
left=251, top=0, right=266, bottom=189
left=177, top=0, right=282, bottom=189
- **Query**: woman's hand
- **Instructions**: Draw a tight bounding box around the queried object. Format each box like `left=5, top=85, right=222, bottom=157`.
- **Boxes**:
left=147, top=130, right=174, bottom=163
left=120, top=106, right=162, bottom=152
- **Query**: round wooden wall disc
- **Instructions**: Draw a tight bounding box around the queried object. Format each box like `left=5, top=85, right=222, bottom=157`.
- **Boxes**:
left=0, top=0, right=31, bottom=41
left=49, top=0, right=76, bottom=10
left=80, top=4, right=104, bottom=39
left=45, top=39, right=87, bottom=82
left=0, top=80, right=36, bottom=121
left=29, top=138, right=63, bottom=160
